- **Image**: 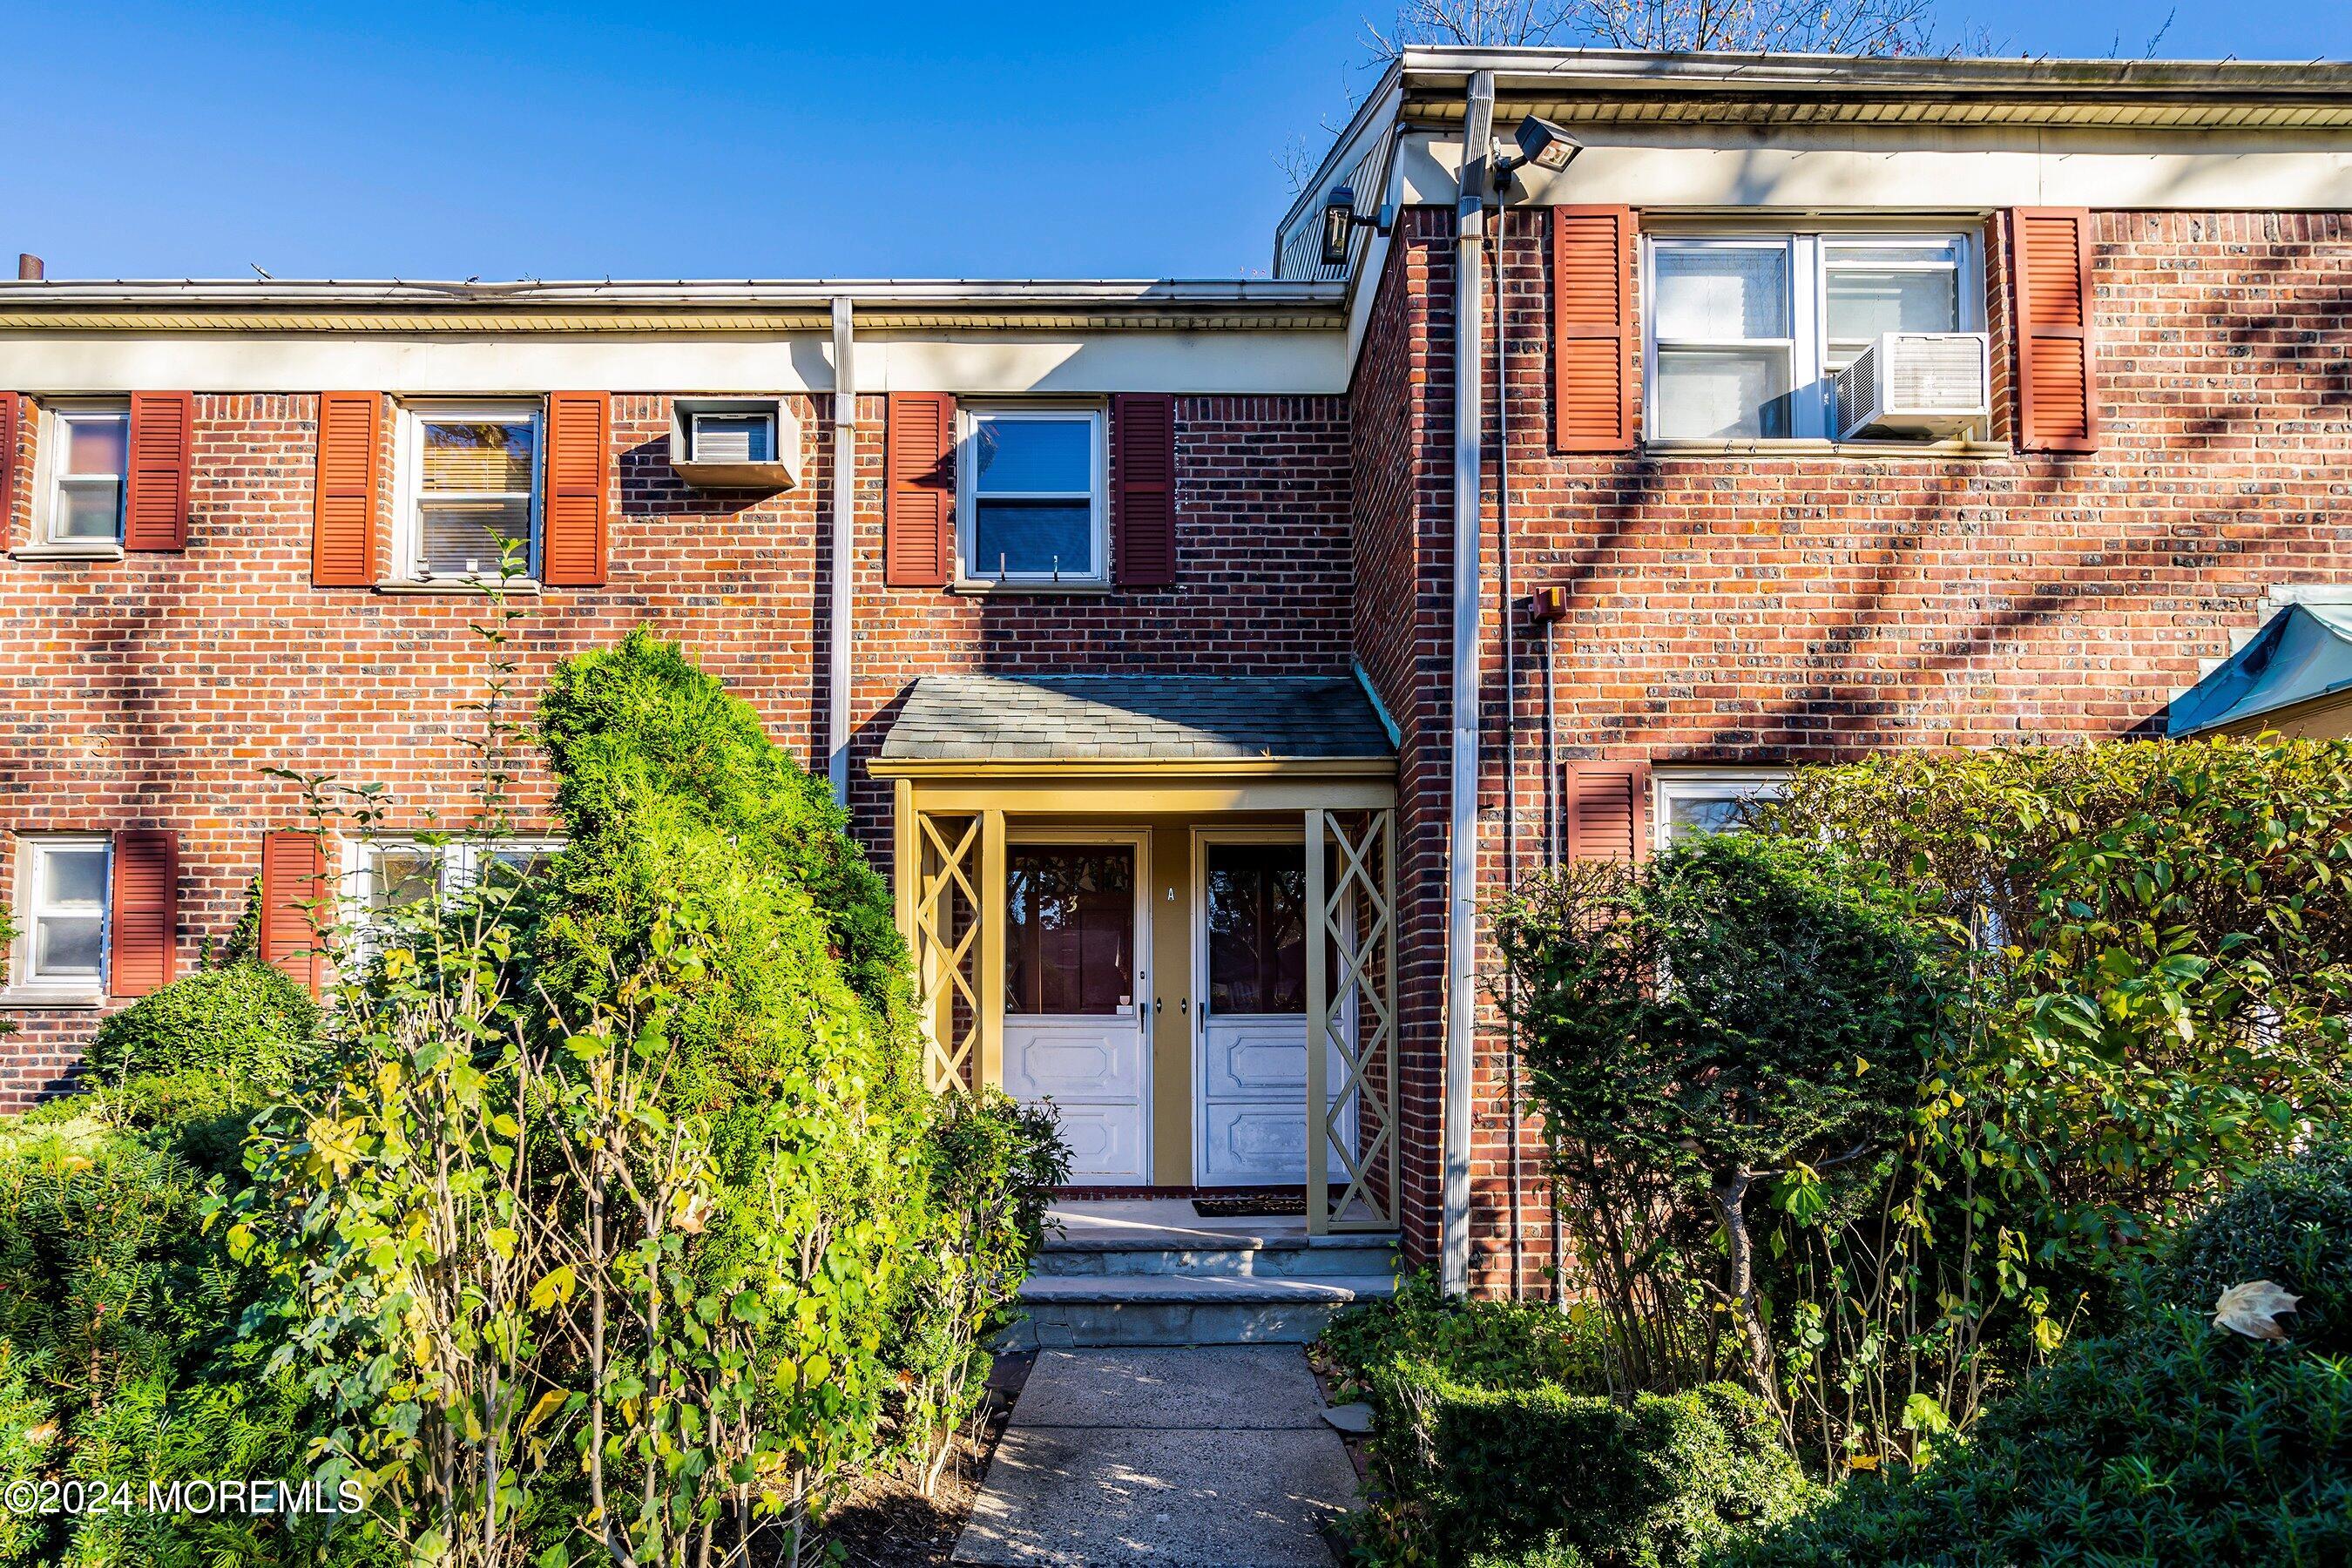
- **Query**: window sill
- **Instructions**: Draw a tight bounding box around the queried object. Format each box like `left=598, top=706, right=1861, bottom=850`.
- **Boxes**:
left=1640, top=438, right=2012, bottom=462
left=375, top=578, right=543, bottom=597
left=950, top=578, right=1114, bottom=597
left=11, top=543, right=125, bottom=563
left=0, top=987, right=105, bottom=1011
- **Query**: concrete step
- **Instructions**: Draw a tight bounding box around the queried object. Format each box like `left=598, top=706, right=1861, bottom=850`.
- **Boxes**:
left=1008, top=1272, right=1396, bottom=1348
left=1031, top=1237, right=1398, bottom=1280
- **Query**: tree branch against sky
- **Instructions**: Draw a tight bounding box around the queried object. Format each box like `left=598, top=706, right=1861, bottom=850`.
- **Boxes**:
left=1369, top=0, right=1943, bottom=56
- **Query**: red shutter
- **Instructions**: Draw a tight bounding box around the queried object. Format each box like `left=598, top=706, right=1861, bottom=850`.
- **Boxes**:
left=260, top=830, right=325, bottom=995
left=1565, top=760, right=1651, bottom=862
left=885, top=392, right=956, bottom=587
left=124, top=391, right=195, bottom=551
left=312, top=391, right=384, bottom=586
left=1552, top=206, right=1639, bottom=453
left=541, top=391, right=611, bottom=586
left=109, top=830, right=179, bottom=999
left=0, top=393, right=19, bottom=547
left=1111, top=394, right=1177, bottom=589
left=2010, top=209, right=2099, bottom=452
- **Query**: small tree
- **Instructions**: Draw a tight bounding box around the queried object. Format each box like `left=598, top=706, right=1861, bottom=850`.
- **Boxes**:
left=1498, top=832, right=1938, bottom=1428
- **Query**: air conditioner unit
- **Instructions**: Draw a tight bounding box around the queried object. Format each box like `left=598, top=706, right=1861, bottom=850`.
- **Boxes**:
left=668, top=396, right=802, bottom=490
left=1832, top=332, right=1990, bottom=441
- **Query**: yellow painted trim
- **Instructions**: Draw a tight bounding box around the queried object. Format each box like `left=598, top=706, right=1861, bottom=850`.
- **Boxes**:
left=907, top=780, right=1396, bottom=814
left=978, top=809, right=1007, bottom=1092
left=868, top=755, right=1395, bottom=781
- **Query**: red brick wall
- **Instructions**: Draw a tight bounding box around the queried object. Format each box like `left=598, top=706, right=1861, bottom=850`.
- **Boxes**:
left=0, top=391, right=1350, bottom=1105
left=1374, top=205, right=2352, bottom=1292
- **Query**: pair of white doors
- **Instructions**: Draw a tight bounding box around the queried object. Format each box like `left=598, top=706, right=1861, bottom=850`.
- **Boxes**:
left=997, top=833, right=1349, bottom=1187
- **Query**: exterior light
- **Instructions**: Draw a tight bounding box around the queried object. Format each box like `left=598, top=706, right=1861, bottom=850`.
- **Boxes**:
left=1321, top=185, right=1361, bottom=267
left=1513, top=116, right=1581, bottom=172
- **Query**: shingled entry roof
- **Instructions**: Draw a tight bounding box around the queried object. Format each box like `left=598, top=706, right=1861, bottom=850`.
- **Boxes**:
left=878, top=673, right=1396, bottom=763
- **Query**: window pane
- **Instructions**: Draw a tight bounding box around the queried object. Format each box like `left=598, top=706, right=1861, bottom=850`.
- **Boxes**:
left=1828, top=244, right=1960, bottom=267
left=1666, top=794, right=1757, bottom=843
left=1654, top=349, right=1792, bottom=440
left=972, top=417, right=1091, bottom=494
left=36, top=916, right=104, bottom=976
left=1826, top=268, right=1960, bottom=343
left=972, top=500, right=1093, bottom=578
left=422, top=420, right=535, bottom=493
left=54, top=481, right=124, bottom=540
left=64, top=416, right=128, bottom=476
left=1653, top=246, right=1788, bottom=341
left=40, top=847, right=107, bottom=907
left=1005, top=848, right=1133, bottom=1016
left=691, top=415, right=773, bottom=463
left=1206, top=845, right=1308, bottom=1015
left=368, top=848, right=441, bottom=913
left=420, top=498, right=533, bottom=576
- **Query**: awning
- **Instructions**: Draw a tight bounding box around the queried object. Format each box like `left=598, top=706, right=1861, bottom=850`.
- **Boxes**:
left=875, top=672, right=1396, bottom=767
left=2167, top=603, right=2352, bottom=737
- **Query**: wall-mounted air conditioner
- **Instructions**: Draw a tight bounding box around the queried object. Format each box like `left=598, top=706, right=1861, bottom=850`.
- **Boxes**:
left=1832, top=332, right=1990, bottom=441
left=668, top=397, right=802, bottom=489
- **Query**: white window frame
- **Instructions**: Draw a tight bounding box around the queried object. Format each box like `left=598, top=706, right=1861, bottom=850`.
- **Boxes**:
left=1643, top=227, right=1980, bottom=445
left=342, top=836, right=564, bottom=930
left=1653, top=769, right=1793, bottom=851
left=395, top=401, right=544, bottom=585
left=30, top=400, right=132, bottom=551
left=955, top=404, right=1108, bottom=587
left=8, top=834, right=112, bottom=1001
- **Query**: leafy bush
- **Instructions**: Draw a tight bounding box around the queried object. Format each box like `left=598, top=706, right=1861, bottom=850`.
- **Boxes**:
left=2149, top=1142, right=2352, bottom=1355
left=43, top=961, right=324, bottom=1178
left=1321, top=1280, right=1803, bottom=1566
left=1723, top=1314, right=2352, bottom=1568
left=1766, top=739, right=2352, bottom=1280
left=1319, top=1272, right=1606, bottom=1399
left=1496, top=832, right=1938, bottom=1424
left=85, top=959, right=318, bottom=1090
left=237, top=627, right=1064, bottom=1567
left=0, top=1117, right=367, bottom=1567
left=1727, top=1141, right=2352, bottom=1567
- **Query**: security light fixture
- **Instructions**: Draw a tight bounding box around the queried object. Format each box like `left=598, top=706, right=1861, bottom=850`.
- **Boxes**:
left=1493, top=115, right=1582, bottom=187
left=1320, top=184, right=1391, bottom=268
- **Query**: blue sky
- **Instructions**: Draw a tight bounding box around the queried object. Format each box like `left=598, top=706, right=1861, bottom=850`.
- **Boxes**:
left=3, top=1, right=2348, bottom=283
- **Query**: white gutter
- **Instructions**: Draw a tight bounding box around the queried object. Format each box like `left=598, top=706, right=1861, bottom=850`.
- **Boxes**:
left=1442, top=68, right=1496, bottom=1297
left=0, top=278, right=1346, bottom=311
left=828, top=295, right=856, bottom=808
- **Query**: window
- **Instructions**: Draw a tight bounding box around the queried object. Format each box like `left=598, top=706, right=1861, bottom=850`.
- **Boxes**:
left=38, top=402, right=131, bottom=545
left=398, top=403, right=542, bottom=582
left=1004, top=845, right=1133, bottom=1015
left=1654, top=771, right=1791, bottom=850
left=11, top=835, right=110, bottom=994
left=689, top=410, right=775, bottom=463
left=1646, top=232, right=1975, bottom=443
left=346, top=837, right=564, bottom=929
left=958, top=407, right=1105, bottom=585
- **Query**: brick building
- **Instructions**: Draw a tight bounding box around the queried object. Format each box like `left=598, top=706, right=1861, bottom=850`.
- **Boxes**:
left=6, top=49, right=2352, bottom=1295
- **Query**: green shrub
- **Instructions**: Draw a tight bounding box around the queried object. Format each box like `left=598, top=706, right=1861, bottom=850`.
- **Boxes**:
left=1364, top=1364, right=1808, bottom=1567
left=2149, top=1142, right=2352, bottom=1355
left=1721, top=1314, right=2352, bottom=1568
left=0, top=1118, right=364, bottom=1567
left=1727, top=1144, right=2352, bottom=1567
left=1320, top=1272, right=1605, bottom=1399
left=85, top=960, right=319, bottom=1090
left=1321, top=1280, right=1801, bottom=1566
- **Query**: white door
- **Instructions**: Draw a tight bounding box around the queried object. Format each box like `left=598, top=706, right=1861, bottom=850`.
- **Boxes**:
left=1002, top=839, right=1149, bottom=1185
left=1194, top=838, right=1353, bottom=1187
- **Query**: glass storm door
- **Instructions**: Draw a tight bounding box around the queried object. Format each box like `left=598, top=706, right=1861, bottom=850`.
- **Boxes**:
left=1194, top=840, right=1352, bottom=1187
left=1002, top=841, right=1148, bottom=1184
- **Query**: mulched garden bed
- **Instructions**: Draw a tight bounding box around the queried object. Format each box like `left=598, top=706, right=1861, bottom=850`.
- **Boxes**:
left=816, top=1349, right=1034, bottom=1566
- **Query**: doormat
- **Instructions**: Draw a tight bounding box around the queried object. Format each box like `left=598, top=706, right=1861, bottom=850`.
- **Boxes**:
left=1193, top=1194, right=1309, bottom=1218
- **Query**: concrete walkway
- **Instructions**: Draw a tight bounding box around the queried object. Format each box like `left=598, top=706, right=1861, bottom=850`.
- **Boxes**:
left=953, top=1346, right=1359, bottom=1566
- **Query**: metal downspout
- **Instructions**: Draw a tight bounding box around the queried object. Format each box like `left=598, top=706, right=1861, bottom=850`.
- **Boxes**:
left=1442, top=69, right=1497, bottom=1297
left=828, top=295, right=856, bottom=808
left=1496, top=211, right=1522, bottom=1303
